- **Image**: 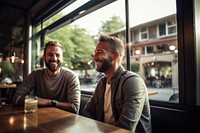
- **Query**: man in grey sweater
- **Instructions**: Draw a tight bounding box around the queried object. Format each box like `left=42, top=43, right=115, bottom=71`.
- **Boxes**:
left=13, top=41, right=80, bottom=114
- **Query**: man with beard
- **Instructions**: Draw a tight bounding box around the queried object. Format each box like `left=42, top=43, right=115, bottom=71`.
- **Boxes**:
left=82, top=35, right=152, bottom=133
left=12, top=41, right=80, bottom=114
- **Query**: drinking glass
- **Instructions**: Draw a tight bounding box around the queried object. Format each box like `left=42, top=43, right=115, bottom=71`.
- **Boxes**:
left=24, top=96, right=38, bottom=113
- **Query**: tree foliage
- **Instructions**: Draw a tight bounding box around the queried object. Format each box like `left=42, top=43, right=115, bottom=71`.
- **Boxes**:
left=99, top=15, right=125, bottom=35
left=44, top=14, right=95, bottom=70
left=131, top=63, right=139, bottom=73
left=38, top=14, right=124, bottom=71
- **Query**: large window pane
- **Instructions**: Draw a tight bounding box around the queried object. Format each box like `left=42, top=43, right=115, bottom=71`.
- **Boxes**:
left=32, top=0, right=178, bottom=103
left=128, top=0, right=178, bottom=102
left=69, top=0, right=125, bottom=92
left=33, top=0, right=125, bottom=92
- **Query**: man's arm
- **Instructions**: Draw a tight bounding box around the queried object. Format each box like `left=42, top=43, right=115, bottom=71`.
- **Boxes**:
left=12, top=72, right=36, bottom=105
left=81, top=95, right=95, bottom=118
left=37, top=97, right=76, bottom=113
left=82, top=83, right=102, bottom=119
left=114, top=76, right=148, bottom=131
left=64, top=74, right=81, bottom=113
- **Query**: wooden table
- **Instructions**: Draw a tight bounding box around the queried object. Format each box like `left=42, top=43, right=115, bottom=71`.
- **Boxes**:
left=148, top=91, right=158, bottom=96
left=0, top=105, right=134, bottom=133
left=0, top=84, right=17, bottom=105
left=0, top=84, right=17, bottom=89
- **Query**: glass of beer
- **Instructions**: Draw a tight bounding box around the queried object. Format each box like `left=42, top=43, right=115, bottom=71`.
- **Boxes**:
left=24, top=96, right=38, bottom=113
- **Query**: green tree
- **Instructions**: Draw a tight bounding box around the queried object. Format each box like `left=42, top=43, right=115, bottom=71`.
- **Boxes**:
left=70, top=26, right=95, bottom=70
left=131, top=63, right=139, bottom=73
left=45, top=25, right=75, bottom=68
left=44, top=13, right=95, bottom=71
left=99, top=15, right=125, bottom=34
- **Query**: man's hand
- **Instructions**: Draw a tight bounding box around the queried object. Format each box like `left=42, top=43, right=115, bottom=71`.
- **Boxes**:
left=37, top=97, right=51, bottom=106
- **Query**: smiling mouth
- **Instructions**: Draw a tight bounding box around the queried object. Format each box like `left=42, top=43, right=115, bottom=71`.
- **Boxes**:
left=95, top=61, right=102, bottom=67
left=50, top=62, right=57, bottom=66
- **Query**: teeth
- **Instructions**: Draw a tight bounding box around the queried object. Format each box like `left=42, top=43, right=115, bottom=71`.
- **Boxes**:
left=51, top=62, right=57, bottom=66
left=96, top=62, right=101, bottom=67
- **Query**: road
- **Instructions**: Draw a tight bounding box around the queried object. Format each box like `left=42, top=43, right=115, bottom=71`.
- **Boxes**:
left=80, top=84, right=179, bottom=102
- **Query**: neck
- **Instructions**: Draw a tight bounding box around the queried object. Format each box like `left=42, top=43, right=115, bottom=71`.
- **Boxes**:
left=105, top=64, right=119, bottom=84
left=46, top=68, right=61, bottom=77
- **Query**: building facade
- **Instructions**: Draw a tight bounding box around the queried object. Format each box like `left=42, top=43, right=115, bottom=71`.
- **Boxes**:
left=110, top=14, right=178, bottom=88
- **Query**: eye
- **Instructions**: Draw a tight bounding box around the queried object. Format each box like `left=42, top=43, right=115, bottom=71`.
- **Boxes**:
left=56, top=53, right=61, bottom=58
left=47, top=53, right=54, bottom=56
left=94, top=50, right=103, bottom=54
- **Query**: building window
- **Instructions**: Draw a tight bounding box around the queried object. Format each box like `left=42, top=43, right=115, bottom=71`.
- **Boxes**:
left=130, top=48, right=134, bottom=56
left=146, top=46, right=154, bottom=54
left=167, top=21, right=176, bottom=35
left=158, top=23, right=166, bottom=36
left=140, top=27, right=148, bottom=41
left=158, top=21, right=177, bottom=37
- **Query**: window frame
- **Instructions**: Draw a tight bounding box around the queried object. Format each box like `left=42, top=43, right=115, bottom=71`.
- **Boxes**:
left=30, top=0, right=198, bottom=109
left=139, top=27, right=149, bottom=41
left=158, top=21, right=177, bottom=38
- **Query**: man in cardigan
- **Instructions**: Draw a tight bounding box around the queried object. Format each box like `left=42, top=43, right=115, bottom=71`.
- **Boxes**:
left=82, top=35, right=152, bottom=133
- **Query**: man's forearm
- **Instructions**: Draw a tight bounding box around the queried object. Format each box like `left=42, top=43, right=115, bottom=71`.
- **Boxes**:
left=16, top=96, right=25, bottom=106
left=37, top=97, right=77, bottom=113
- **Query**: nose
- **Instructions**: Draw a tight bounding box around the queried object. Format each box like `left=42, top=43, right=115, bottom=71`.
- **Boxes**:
left=51, top=54, right=57, bottom=60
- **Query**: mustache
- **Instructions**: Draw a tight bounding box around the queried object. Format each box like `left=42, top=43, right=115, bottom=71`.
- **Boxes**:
left=94, top=58, right=103, bottom=62
left=49, top=60, right=58, bottom=63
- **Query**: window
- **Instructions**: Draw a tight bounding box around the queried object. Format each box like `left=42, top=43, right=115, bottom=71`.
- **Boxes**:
left=167, top=21, right=176, bottom=35
left=140, top=27, right=148, bottom=41
left=32, top=0, right=200, bottom=106
left=32, top=0, right=125, bottom=92
left=158, top=23, right=166, bottom=36
left=130, top=48, right=134, bottom=56
left=158, top=21, right=177, bottom=37
left=33, top=0, right=91, bottom=34
left=129, top=0, right=178, bottom=102
left=146, top=46, right=154, bottom=54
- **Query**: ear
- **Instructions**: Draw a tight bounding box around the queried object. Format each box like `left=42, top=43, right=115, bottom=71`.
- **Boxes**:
left=42, top=56, right=45, bottom=61
left=113, top=52, right=119, bottom=60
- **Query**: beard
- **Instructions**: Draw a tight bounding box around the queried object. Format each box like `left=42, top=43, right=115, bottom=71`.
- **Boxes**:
left=96, top=56, right=112, bottom=73
left=45, top=59, right=61, bottom=72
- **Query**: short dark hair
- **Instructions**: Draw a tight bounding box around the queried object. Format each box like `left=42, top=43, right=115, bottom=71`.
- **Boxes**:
left=43, top=41, right=62, bottom=56
left=98, top=35, right=125, bottom=56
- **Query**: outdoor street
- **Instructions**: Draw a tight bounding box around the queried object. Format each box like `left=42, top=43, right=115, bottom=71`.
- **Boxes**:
left=80, top=84, right=179, bottom=102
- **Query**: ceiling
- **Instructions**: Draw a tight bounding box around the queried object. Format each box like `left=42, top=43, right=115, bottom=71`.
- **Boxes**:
left=0, top=0, right=68, bottom=54
left=0, top=0, right=57, bottom=26
left=0, top=0, right=110, bottom=57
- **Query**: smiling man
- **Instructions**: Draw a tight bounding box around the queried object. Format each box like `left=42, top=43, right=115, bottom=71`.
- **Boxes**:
left=13, top=41, right=80, bottom=114
left=82, top=35, right=152, bottom=133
